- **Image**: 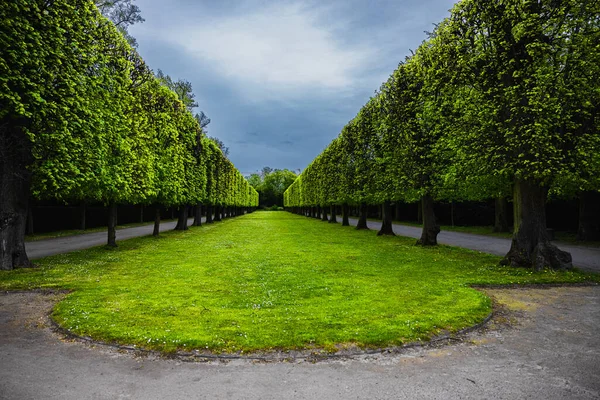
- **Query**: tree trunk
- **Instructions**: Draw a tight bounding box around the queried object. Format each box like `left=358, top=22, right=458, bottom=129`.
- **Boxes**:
left=416, top=195, right=440, bottom=246
left=107, top=202, right=117, bottom=247
left=206, top=205, right=213, bottom=223
left=153, top=205, right=161, bottom=236
left=378, top=201, right=395, bottom=236
left=356, top=203, right=369, bottom=230
left=26, top=204, right=34, bottom=235
left=493, top=197, right=510, bottom=233
left=174, top=206, right=189, bottom=230
left=329, top=205, right=337, bottom=223
left=321, top=206, right=328, bottom=221
left=0, top=131, right=33, bottom=270
left=193, top=204, right=203, bottom=226
left=79, top=202, right=86, bottom=230
left=500, top=180, right=572, bottom=270
left=214, top=205, right=222, bottom=222
left=577, top=191, right=600, bottom=241
left=342, top=203, right=350, bottom=226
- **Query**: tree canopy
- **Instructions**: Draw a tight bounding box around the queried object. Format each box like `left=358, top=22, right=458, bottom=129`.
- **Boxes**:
left=284, top=0, right=599, bottom=269
left=0, top=0, right=258, bottom=270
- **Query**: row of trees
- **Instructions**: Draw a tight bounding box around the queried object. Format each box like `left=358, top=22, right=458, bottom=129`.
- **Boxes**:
left=0, top=0, right=258, bottom=270
left=284, top=0, right=600, bottom=270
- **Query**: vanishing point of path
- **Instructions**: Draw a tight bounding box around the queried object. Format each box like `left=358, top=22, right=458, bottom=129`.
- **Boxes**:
left=1, top=286, right=598, bottom=399
left=26, top=215, right=600, bottom=273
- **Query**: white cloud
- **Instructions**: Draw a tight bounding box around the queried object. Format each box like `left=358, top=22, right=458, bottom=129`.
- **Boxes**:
left=151, top=3, right=373, bottom=95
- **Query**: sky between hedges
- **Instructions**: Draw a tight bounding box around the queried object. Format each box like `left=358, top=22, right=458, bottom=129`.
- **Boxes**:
left=129, top=0, right=457, bottom=175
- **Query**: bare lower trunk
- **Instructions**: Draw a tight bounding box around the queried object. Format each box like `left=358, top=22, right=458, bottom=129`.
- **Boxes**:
left=377, top=201, right=395, bottom=236
left=329, top=205, right=337, bottom=223
left=107, top=202, right=117, bottom=247
left=500, top=180, right=572, bottom=270
left=321, top=206, right=328, bottom=221
left=214, top=206, right=222, bottom=222
left=577, top=191, right=600, bottom=241
left=0, top=205, right=31, bottom=270
left=342, top=203, right=350, bottom=226
left=174, top=206, right=189, bottom=230
left=193, top=204, right=202, bottom=226
left=494, top=197, right=510, bottom=233
left=80, top=202, right=86, bottom=230
left=417, top=195, right=439, bottom=245
left=153, top=206, right=160, bottom=236
left=206, top=205, right=213, bottom=223
left=356, top=203, right=369, bottom=230
left=0, top=127, right=33, bottom=270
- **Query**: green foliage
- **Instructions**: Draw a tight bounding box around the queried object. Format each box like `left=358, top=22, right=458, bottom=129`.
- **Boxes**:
left=249, top=168, right=297, bottom=207
left=442, top=0, right=600, bottom=193
left=0, top=0, right=257, bottom=215
left=1, top=212, right=595, bottom=354
left=155, top=69, right=199, bottom=112
left=285, top=0, right=599, bottom=212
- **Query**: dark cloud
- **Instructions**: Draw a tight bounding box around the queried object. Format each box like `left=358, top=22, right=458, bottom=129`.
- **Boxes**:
left=129, top=0, right=457, bottom=172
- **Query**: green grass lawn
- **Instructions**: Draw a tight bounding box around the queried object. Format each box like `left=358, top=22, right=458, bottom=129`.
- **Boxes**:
left=1, top=212, right=597, bottom=354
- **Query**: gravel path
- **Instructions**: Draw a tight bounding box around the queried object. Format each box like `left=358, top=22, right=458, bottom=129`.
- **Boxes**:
left=345, top=217, right=600, bottom=273
left=25, top=218, right=198, bottom=260
left=1, top=287, right=598, bottom=399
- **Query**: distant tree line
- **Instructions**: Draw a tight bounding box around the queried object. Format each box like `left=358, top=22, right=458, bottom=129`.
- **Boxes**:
left=247, top=167, right=297, bottom=207
left=0, top=0, right=258, bottom=270
left=284, top=0, right=600, bottom=271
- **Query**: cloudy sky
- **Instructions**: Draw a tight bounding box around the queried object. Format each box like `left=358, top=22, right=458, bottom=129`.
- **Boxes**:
left=129, top=0, right=457, bottom=176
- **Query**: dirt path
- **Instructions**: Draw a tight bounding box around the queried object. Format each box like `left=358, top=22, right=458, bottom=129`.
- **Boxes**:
left=1, top=286, right=598, bottom=399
